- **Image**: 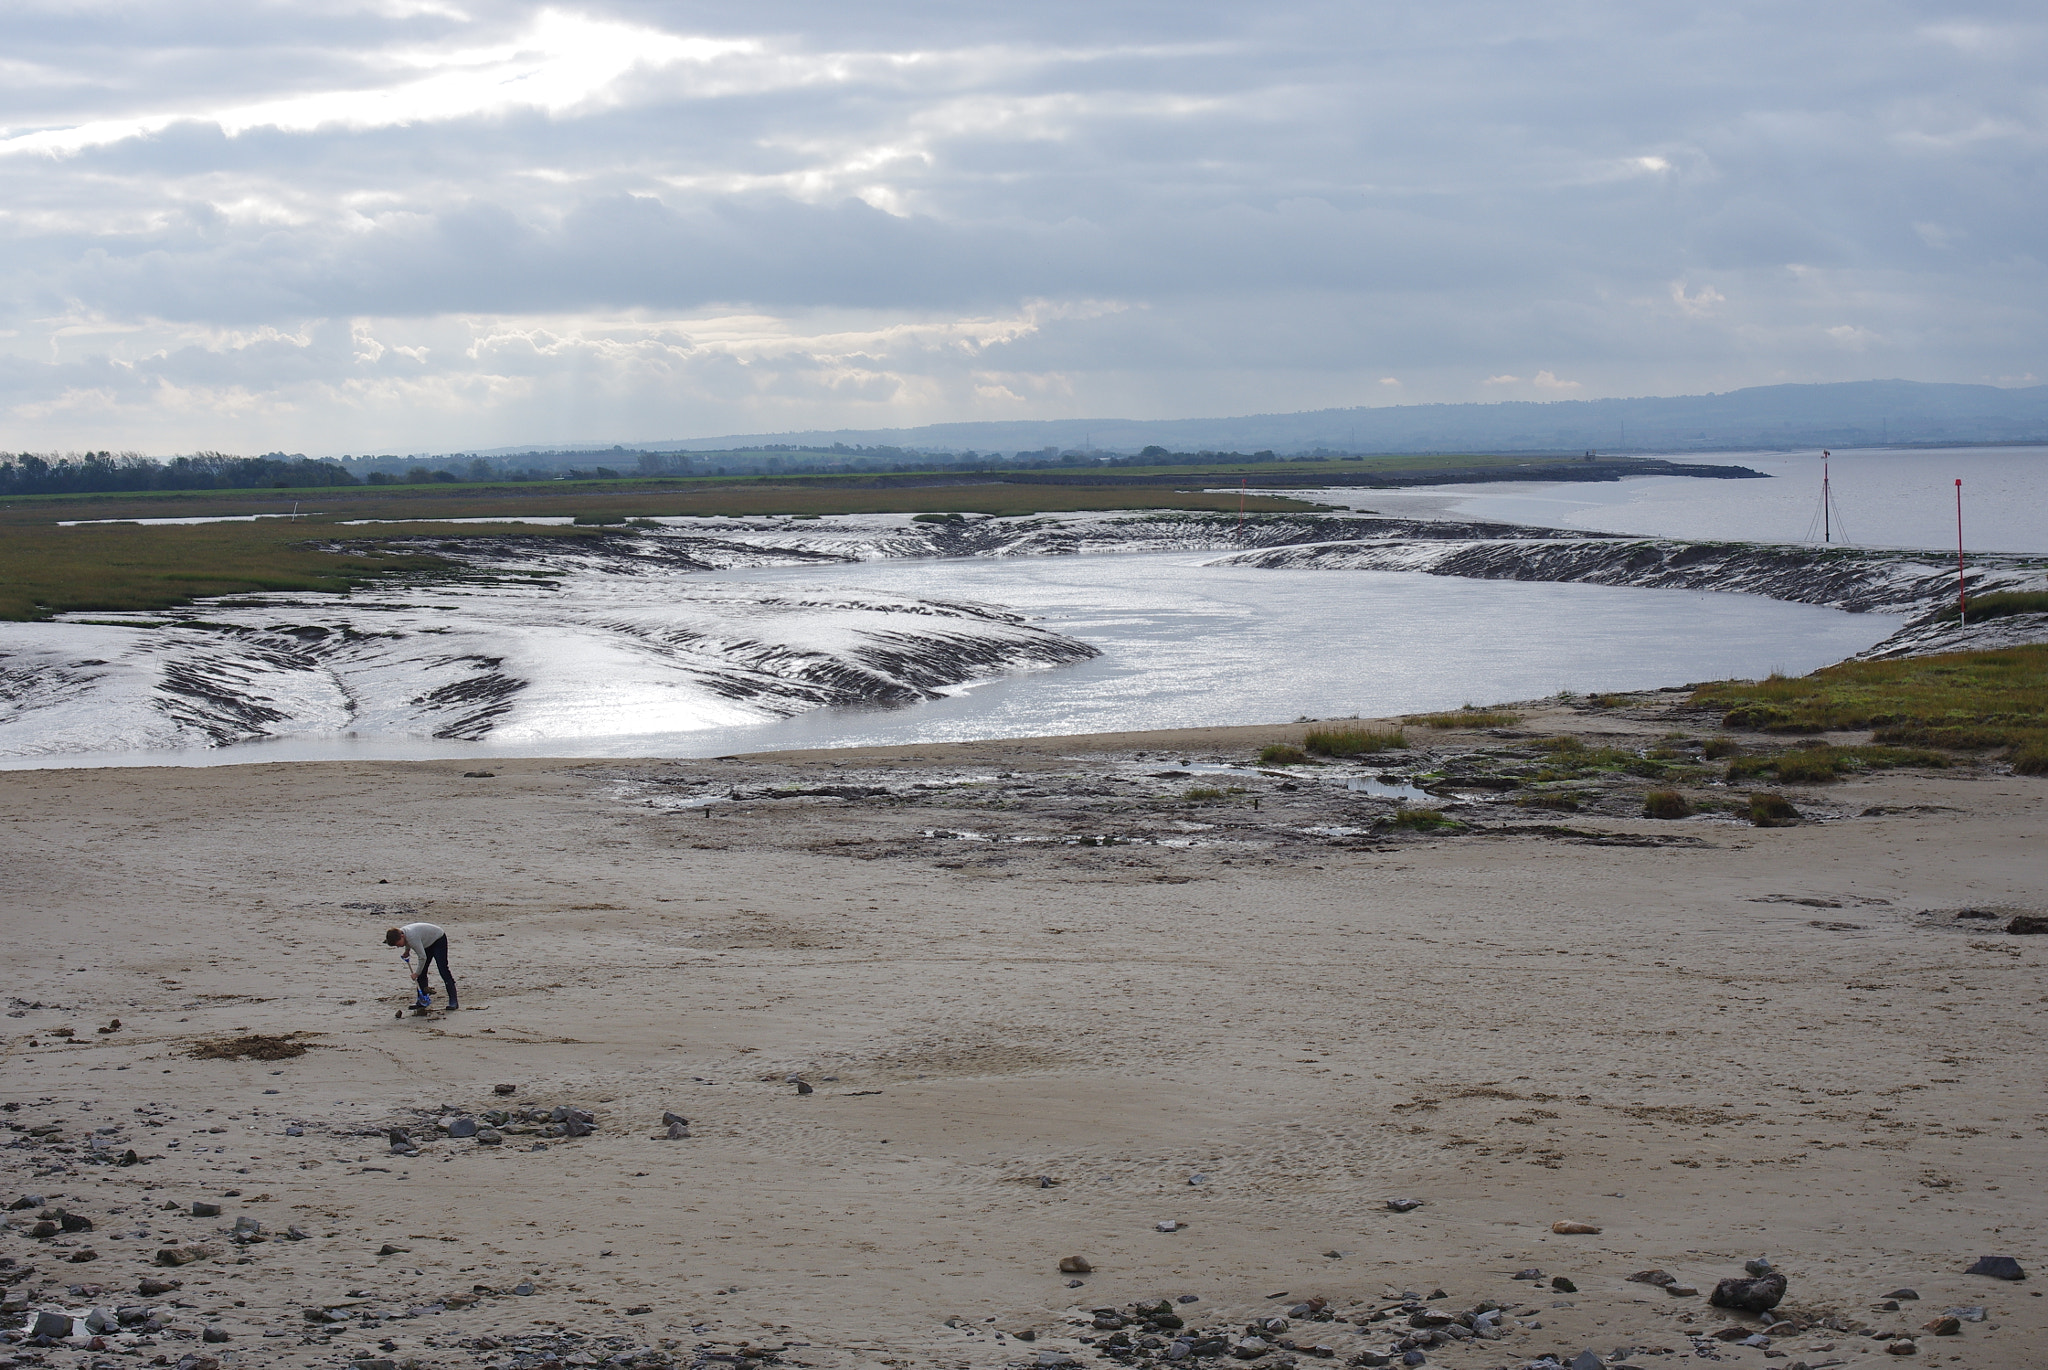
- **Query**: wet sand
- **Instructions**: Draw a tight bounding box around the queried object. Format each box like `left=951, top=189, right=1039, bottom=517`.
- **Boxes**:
left=2, top=696, right=2044, bottom=1369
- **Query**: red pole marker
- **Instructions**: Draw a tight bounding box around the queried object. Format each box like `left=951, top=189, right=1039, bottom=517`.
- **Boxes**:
left=1955, top=478, right=1966, bottom=625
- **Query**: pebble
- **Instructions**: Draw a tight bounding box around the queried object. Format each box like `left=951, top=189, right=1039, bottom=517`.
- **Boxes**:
left=1060, top=1256, right=1094, bottom=1273
left=1945, top=1306, right=1986, bottom=1322
left=1514, top=1269, right=1544, bottom=1281
left=1920, top=1316, right=1960, bottom=1336
left=1745, top=1257, right=1775, bottom=1276
left=1710, top=1273, right=1787, bottom=1312
left=1884, top=1288, right=1919, bottom=1300
left=1551, top=1222, right=1601, bottom=1235
left=476, top=1127, right=504, bottom=1146
left=1386, top=1199, right=1423, bottom=1212
left=1157, top=1221, right=1180, bottom=1232
left=1884, top=1340, right=1918, bottom=1356
left=494, top=1083, right=518, bottom=1095
left=1552, top=1277, right=1578, bottom=1293
left=191, top=1201, right=222, bottom=1217
left=202, top=1326, right=231, bottom=1342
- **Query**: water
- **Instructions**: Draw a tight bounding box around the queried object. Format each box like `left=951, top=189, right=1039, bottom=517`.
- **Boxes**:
left=1292, top=446, right=2048, bottom=553
left=5, top=551, right=1897, bottom=768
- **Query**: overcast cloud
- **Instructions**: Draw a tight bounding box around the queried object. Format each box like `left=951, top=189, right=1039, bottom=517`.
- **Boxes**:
left=1, top=1, right=2043, bottom=453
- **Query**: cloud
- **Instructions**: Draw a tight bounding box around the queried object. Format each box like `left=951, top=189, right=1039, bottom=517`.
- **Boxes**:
left=0, top=1, right=2044, bottom=450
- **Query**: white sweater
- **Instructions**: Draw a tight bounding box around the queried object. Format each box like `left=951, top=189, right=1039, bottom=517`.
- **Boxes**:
left=399, top=922, right=447, bottom=968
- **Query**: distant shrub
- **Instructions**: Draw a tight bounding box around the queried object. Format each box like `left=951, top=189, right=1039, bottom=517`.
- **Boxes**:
left=1728, top=743, right=1951, bottom=785
left=1182, top=787, right=1228, bottom=801
left=1540, top=735, right=1585, bottom=754
left=1304, top=727, right=1405, bottom=756
left=1748, top=792, right=1801, bottom=827
left=1388, top=807, right=1455, bottom=831
left=1642, top=790, right=1694, bottom=820
left=1257, top=743, right=1310, bottom=766
left=2009, top=737, right=2048, bottom=775
left=1701, top=737, right=1742, bottom=760
left=1588, top=693, right=1626, bottom=709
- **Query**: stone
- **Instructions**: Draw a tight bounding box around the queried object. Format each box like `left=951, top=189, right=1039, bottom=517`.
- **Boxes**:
left=285, top=1126, right=304, bottom=1137
left=662, top=1111, right=688, bottom=1127
left=2006, top=915, right=2048, bottom=935
left=447, top=1117, right=478, bottom=1139
left=512, top=1282, right=536, bottom=1296
left=1552, top=1222, right=1602, bottom=1235
left=1514, top=1269, right=1544, bottom=1281
left=1920, top=1317, right=1960, bottom=1336
left=562, top=1116, right=593, bottom=1138
left=286, top=1226, right=310, bottom=1240
left=476, top=1128, right=504, bottom=1146
left=1553, top=1277, right=1578, bottom=1293
left=795, top=1081, right=814, bottom=1095
left=1884, top=1341, right=1917, bottom=1356
left=32, top=1310, right=75, bottom=1338
left=138, top=1277, right=181, bottom=1296
left=1711, top=1327, right=1752, bottom=1342
left=1745, top=1258, right=1775, bottom=1276
left=1666, top=1285, right=1700, bottom=1297
left=652, top=1122, right=689, bottom=1140
left=84, top=1309, right=117, bottom=1333
left=494, top=1084, right=518, bottom=1095
left=1627, top=1270, right=1676, bottom=1287
left=353, top=1360, right=400, bottom=1370
left=1569, top=1352, right=1605, bottom=1370
left=181, top=1358, right=222, bottom=1370
left=232, top=1217, right=262, bottom=1237
left=377, top=1243, right=409, bottom=1256
left=1059, top=1255, right=1093, bottom=1273
left=60, top=1212, right=93, bottom=1233
left=1711, top=1273, right=1787, bottom=1312
left=8, top=1195, right=41, bottom=1210
left=1965, top=1256, right=2025, bottom=1280
left=1157, top=1221, right=1179, bottom=1232
left=191, top=1202, right=222, bottom=1218
left=202, top=1327, right=231, bottom=1343
left=1945, top=1306, right=1985, bottom=1322
left=69, top=1248, right=100, bottom=1263
left=1401, top=1353, right=1426, bottom=1367
left=28, top=1220, right=57, bottom=1238
left=155, top=1245, right=219, bottom=1267
left=1188, top=1173, right=1208, bottom=1185
left=1386, top=1199, right=1423, bottom=1212
left=1884, top=1289, right=1919, bottom=1300
left=1763, top=1321, right=1798, bottom=1335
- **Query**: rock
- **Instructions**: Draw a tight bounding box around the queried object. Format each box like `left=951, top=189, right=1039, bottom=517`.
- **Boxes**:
left=1513, top=1267, right=1543, bottom=1280
left=1885, top=1289, right=1919, bottom=1300
left=1038, top=1175, right=1056, bottom=1188
left=231, top=1217, right=261, bottom=1237
left=28, top=1220, right=57, bottom=1238
left=67, top=1248, right=100, bottom=1263
left=286, top=1226, right=310, bottom=1240
left=353, top=1360, right=400, bottom=1370
left=795, top=1081, right=814, bottom=1095
left=202, top=1326, right=231, bottom=1343
left=1552, top=1221, right=1602, bottom=1235
left=32, top=1310, right=76, bottom=1338
left=662, top=1111, right=689, bottom=1127
left=447, top=1117, right=479, bottom=1138
left=1710, top=1273, right=1787, bottom=1312
left=8, top=1195, right=42, bottom=1210
left=1666, top=1285, right=1700, bottom=1297
left=1965, top=1256, right=2025, bottom=1280
left=191, top=1202, right=221, bottom=1218
left=1920, top=1317, right=1960, bottom=1336
left=181, top=1357, right=222, bottom=1370
left=562, top=1116, right=593, bottom=1138
left=476, top=1128, right=504, bottom=1146
left=1627, top=1270, right=1676, bottom=1287
left=1386, top=1198, right=1423, bottom=1212
left=1880, top=1300, right=1900, bottom=1311
left=1552, top=1277, right=1578, bottom=1293
left=1354, top=1355, right=1392, bottom=1368
left=1059, top=1255, right=1093, bottom=1273
left=1946, top=1306, right=1985, bottom=1322
left=2006, top=915, right=2048, bottom=935
left=625, top=1304, right=652, bottom=1315
left=1745, top=1258, right=1775, bottom=1276
left=1569, top=1352, right=1605, bottom=1370
left=155, top=1245, right=219, bottom=1267
left=512, top=1282, right=536, bottom=1296
left=1400, top=1353, right=1426, bottom=1367
left=60, top=1212, right=93, bottom=1233
left=1884, top=1341, right=1917, bottom=1356
left=1157, top=1220, right=1180, bottom=1232
left=377, top=1243, right=410, bottom=1256
left=138, top=1277, right=182, bottom=1296
left=285, top=1126, right=304, bottom=1137
left=84, top=1309, right=118, bottom=1333
left=1188, top=1173, right=1207, bottom=1185
left=1711, top=1328, right=1752, bottom=1342
left=652, top=1122, right=689, bottom=1140
left=494, top=1084, right=518, bottom=1095
left=1763, top=1321, right=1799, bottom=1335
left=387, top=1128, right=414, bottom=1153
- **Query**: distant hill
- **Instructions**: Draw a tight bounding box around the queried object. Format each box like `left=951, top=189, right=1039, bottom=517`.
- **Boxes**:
left=533, top=379, right=2048, bottom=457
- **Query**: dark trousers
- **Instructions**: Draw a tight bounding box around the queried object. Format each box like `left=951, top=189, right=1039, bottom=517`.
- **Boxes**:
left=414, top=936, right=456, bottom=1001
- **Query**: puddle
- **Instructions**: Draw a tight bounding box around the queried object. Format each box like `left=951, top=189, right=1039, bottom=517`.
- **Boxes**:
left=1347, top=777, right=1436, bottom=803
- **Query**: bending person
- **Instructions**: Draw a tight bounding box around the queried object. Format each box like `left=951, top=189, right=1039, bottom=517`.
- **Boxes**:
left=385, top=922, right=459, bottom=1010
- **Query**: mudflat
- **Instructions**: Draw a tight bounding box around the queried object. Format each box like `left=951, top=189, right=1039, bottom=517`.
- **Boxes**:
left=2, top=698, right=2043, bottom=1370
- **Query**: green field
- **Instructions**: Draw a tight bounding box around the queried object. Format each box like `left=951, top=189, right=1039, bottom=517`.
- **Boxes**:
left=0, top=482, right=1325, bottom=621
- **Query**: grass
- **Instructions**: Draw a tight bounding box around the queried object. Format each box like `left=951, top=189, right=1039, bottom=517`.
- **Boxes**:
left=1724, top=742, right=1950, bottom=784
left=1515, top=793, right=1581, bottom=812
left=1387, top=807, right=1457, bottom=831
left=1691, top=645, right=2048, bottom=774
left=1408, top=707, right=1523, bottom=729
left=1642, top=790, right=1694, bottom=820
left=1748, top=792, right=1801, bottom=827
left=1257, top=744, right=1311, bottom=766
left=1304, top=726, right=1407, bottom=756
left=1935, top=590, right=2048, bottom=623
left=1182, top=786, right=1231, bottom=802
left=0, top=521, right=468, bottom=620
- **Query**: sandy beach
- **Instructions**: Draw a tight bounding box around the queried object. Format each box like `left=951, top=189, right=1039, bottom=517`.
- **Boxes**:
left=3, top=697, right=2043, bottom=1370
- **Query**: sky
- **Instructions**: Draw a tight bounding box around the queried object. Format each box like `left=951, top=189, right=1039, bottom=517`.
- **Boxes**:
left=2, top=1, right=2044, bottom=455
